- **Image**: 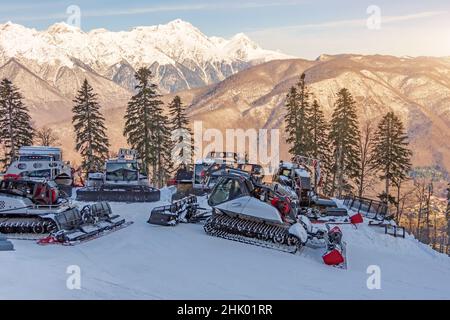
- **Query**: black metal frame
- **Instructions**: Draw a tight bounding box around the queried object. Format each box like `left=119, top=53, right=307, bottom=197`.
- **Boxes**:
left=343, top=195, right=406, bottom=238
left=343, top=195, right=390, bottom=221
left=148, top=195, right=206, bottom=226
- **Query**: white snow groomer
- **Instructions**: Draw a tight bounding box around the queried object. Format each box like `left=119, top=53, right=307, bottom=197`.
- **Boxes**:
left=204, top=163, right=264, bottom=191
left=0, top=178, right=127, bottom=244
left=192, top=152, right=245, bottom=190
left=204, top=173, right=346, bottom=267
left=76, top=149, right=160, bottom=202
left=273, top=159, right=313, bottom=206
left=273, top=157, right=349, bottom=223
left=170, top=152, right=245, bottom=200
left=4, top=146, right=73, bottom=196
left=148, top=165, right=262, bottom=226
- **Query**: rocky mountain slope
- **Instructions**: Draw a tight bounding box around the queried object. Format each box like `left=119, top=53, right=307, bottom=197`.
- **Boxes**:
left=186, top=55, right=450, bottom=172
left=0, top=19, right=292, bottom=94
left=47, top=54, right=450, bottom=171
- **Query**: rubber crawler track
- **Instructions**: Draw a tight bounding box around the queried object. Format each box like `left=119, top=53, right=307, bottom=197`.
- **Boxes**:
left=204, top=214, right=303, bottom=254
left=0, top=217, right=57, bottom=235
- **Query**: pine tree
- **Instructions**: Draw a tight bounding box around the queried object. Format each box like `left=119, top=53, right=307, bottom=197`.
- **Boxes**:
left=124, top=67, right=172, bottom=187
left=370, top=112, right=412, bottom=204
left=154, top=110, right=173, bottom=187
left=169, top=95, right=193, bottom=171
left=329, top=88, right=361, bottom=198
left=309, top=99, right=331, bottom=192
left=0, top=78, right=34, bottom=168
left=285, top=73, right=312, bottom=159
left=72, top=79, right=110, bottom=173
left=285, top=86, right=299, bottom=154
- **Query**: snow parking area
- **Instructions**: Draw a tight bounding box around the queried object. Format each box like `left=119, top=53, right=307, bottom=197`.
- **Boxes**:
left=1, top=197, right=450, bottom=299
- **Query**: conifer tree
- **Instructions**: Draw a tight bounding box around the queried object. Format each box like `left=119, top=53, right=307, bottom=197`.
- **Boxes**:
left=0, top=78, right=34, bottom=168
left=284, top=73, right=313, bottom=159
left=169, top=95, right=193, bottom=171
left=309, top=99, right=331, bottom=192
left=124, top=67, right=172, bottom=187
left=329, top=88, right=361, bottom=198
left=154, top=110, right=173, bottom=187
left=285, top=86, right=299, bottom=154
left=72, top=79, right=110, bottom=173
left=370, top=112, right=412, bottom=204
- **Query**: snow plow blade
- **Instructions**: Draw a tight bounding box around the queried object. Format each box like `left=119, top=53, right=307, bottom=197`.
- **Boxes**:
left=76, top=186, right=160, bottom=202
left=349, top=212, right=364, bottom=224
left=148, top=195, right=207, bottom=226
left=322, top=225, right=347, bottom=268
left=323, top=248, right=345, bottom=266
left=38, top=201, right=129, bottom=245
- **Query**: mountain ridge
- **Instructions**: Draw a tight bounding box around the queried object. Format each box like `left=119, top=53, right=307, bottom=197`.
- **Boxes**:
left=0, top=19, right=293, bottom=93
left=186, top=55, right=450, bottom=171
left=32, top=54, right=450, bottom=174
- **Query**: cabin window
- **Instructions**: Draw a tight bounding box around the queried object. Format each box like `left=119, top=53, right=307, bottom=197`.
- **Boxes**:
left=209, top=178, right=243, bottom=205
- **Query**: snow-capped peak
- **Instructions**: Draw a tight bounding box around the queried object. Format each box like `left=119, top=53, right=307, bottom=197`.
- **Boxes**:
left=166, top=18, right=194, bottom=28
left=0, top=20, right=292, bottom=67
left=0, top=21, right=14, bottom=29
left=0, top=21, right=33, bottom=33
left=231, top=32, right=253, bottom=42
left=47, top=22, right=82, bottom=34
left=0, top=19, right=295, bottom=92
left=226, top=33, right=260, bottom=54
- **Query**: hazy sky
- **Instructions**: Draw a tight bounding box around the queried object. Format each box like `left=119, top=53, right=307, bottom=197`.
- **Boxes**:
left=1, top=0, right=449, bottom=59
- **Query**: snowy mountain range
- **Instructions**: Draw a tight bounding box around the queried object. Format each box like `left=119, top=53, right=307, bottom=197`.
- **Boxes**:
left=0, top=19, right=292, bottom=93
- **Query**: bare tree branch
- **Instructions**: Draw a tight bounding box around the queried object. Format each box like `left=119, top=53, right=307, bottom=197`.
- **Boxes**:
left=35, top=126, right=60, bottom=146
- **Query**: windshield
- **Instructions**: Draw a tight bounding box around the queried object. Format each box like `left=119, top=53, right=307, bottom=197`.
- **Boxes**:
left=20, top=169, right=52, bottom=179
left=105, top=162, right=138, bottom=182
left=209, top=178, right=243, bottom=206
left=106, top=162, right=138, bottom=172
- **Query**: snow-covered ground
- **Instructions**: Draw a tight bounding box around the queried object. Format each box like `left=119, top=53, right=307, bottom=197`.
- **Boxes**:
left=1, top=191, right=450, bottom=299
